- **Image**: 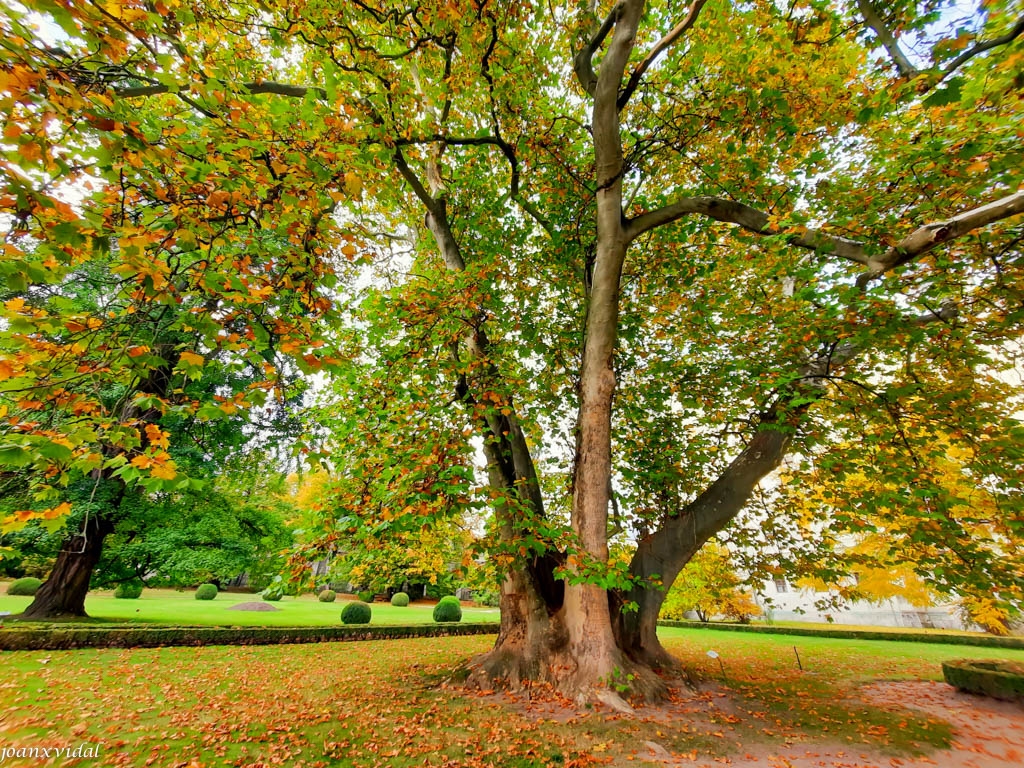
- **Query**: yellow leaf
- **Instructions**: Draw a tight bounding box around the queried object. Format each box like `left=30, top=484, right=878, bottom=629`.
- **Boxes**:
left=179, top=350, right=205, bottom=368
left=150, top=462, right=177, bottom=480
left=144, top=424, right=170, bottom=449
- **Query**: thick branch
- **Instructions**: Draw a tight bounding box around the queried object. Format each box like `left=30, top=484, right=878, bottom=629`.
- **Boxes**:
left=937, top=16, right=1024, bottom=84
left=624, top=196, right=870, bottom=264
left=391, top=146, right=437, bottom=212
left=116, top=81, right=328, bottom=100
left=856, top=0, right=918, bottom=77
left=626, top=190, right=1024, bottom=278
left=618, top=0, right=708, bottom=109
left=573, top=1, right=624, bottom=96
left=865, top=190, right=1024, bottom=276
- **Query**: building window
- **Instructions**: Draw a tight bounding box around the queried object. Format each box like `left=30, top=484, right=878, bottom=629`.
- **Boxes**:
left=774, top=577, right=788, bottom=594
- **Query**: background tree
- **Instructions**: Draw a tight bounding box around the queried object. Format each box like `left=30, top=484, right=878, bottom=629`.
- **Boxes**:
left=660, top=542, right=761, bottom=624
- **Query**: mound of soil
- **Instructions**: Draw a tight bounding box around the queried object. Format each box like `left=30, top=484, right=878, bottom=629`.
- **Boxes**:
left=226, top=601, right=281, bottom=612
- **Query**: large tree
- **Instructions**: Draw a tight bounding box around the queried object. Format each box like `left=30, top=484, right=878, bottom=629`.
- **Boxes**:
left=2, top=0, right=1022, bottom=702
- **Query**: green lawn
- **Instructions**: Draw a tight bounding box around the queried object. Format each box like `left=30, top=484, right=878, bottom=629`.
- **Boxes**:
left=3, top=626, right=1023, bottom=766
left=0, top=587, right=500, bottom=626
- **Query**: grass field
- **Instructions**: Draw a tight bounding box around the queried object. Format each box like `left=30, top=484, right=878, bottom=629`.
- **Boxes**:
left=0, top=587, right=500, bottom=626
left=2, top=624, right=1023, bottom=766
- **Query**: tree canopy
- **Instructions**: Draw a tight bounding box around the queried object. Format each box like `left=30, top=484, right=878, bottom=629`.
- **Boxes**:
left=2, top=0, right=1022, bottom=702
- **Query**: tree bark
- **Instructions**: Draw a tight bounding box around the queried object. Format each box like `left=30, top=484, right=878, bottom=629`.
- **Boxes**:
left=21, top=513, right=116, bottom=618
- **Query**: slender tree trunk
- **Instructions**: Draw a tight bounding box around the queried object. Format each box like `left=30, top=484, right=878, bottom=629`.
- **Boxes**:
left=22, top=514, right=115, bottom=618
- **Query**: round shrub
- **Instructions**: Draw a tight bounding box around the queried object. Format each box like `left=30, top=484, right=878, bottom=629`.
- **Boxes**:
left=7, top=577, right=42, bottom=596
left=356, top=589, right=375, bottom=603
left=195, top=583, right=218, bottom=601
left=341, top=600, right=372, bottom=625
left=433, top=597, right=462, bottom=623
left=318, top=589, right=337, bottom=603
left=390, top=592, right=410, bottom=607
left=114, top=582, right=144, bottom=599
left=261, top=585, right=284, bottom=602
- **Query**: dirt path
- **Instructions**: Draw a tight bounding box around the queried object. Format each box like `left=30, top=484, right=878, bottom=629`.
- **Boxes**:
left=633, top=681, right=1023, bottom=768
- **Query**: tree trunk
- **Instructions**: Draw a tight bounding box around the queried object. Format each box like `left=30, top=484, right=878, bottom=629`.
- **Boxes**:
left=616, top=415, right=803, bottom=662
left=21, top=514, right=115, bottom=618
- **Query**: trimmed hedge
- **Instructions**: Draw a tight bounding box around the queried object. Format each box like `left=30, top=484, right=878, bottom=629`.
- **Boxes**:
left=356, top=590, right=375, bottom=603
left=656, top=619, right=1024, bottom=650
left=195, top=584, right=218, bottom=601
left=114, top=582, right=144, bottom=599
left=0, top=623, right=500, bottom=652
left=318, top=590, right=337, bottom=603
left=340, top=601, right=372, bottom=625
left=943, top=659, right=1024, bottom=701
left=433, top=597, right=462, bottom=623
left=390, top=592, right=410, bottom=607
left=7, top=578, right=42, bottom=596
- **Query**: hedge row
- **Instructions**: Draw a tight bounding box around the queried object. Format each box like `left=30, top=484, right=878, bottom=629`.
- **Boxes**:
left=657, top=619, right=1024, bottom=650
left=0, top=623, right=499, bottom=652
left=942, top=659, right=1024, bottom=701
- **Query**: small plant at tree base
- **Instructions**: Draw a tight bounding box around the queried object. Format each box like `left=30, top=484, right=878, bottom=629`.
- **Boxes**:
left=318, top=589, right=336, bottom=603
left=356, top=589, right=375, bottom=603
left=114, top=582, right=144, bottom=599
left=341, top=601, right=372, bottom=625
left=391, top=592, right=410, bottom=606
left=7, top=577, right=42, bottom=596
left=433, top=596, right=462, bottom=623
left=195, top=583, right=218, bottom=601
left=601, top=668, right=636, bottom=695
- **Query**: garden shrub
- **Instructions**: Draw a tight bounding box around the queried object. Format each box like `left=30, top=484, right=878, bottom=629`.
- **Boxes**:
left=7, top=577, right=42, bottom=596
left=390, top=592, right=410, bottom=607
left=114, top=582, right=144, bottom=599
left=318, top=589, right=337, bottom=603
left=261, top=586, right=283, bottom=601
left=341, top=601, right=372, bottom=625
left=195, top=583, right=218, bottom=600
left=357, top=589, right=375, bottom=603
left=433, top=596, right=462, bottom=623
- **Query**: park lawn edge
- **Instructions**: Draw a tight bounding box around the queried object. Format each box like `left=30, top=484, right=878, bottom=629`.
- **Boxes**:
left=0, top=622, right=498, bottom=651
left=657, top=619, right=1024, bottom=649
left=3, top=618, right=1019, bottom=652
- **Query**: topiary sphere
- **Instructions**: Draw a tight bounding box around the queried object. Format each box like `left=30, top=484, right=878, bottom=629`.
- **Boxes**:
left=390, top=592, right=410, bottom=607
left=318, top=589, right=337, bottom=603
left=261, top=586, right=283, bottom=602
left=195, top=583, right=218, bottom=600
left=433, top=598, right=462, bottom=623
left=7, top=577, right=42, bottom=596
left=341, top=600, right=372, bottom=625
left=114, top=582, right=144, bottom=599
left=356, top=589, right=375, bottom=603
